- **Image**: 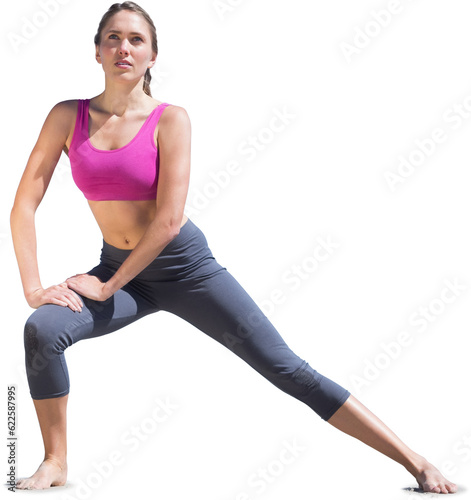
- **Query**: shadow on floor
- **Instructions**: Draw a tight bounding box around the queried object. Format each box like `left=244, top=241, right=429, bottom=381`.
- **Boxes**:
left=402, top=484, right=466, bottom=496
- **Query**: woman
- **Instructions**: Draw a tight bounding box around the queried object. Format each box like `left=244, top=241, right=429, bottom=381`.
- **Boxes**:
left=10, top=1, right=457, bottom=493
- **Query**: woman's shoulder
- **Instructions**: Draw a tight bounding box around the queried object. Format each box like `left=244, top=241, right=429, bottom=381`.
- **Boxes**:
left=45, top=99, right=82, bottom=123
left=37, top=99, right=79, bottom=131
left=157, top=101, right=190, bottom=128
left=146, top=95, right=185, bottom=114
left=40, top=99, right=84, bottom=139
left=50, top=98, right=83, bottom=114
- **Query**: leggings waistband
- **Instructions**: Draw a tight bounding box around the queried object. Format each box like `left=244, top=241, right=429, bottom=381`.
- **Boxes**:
left=101, top=217, right=196, bottom=261
left=94, top=218, right=223, bottom=282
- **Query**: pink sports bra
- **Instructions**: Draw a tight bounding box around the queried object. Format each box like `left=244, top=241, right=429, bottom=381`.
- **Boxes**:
left=68, top=99, right=171, bottom=201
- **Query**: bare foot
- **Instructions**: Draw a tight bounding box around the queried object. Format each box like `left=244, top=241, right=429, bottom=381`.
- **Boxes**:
left=411, top=458, right=458, bottom=494
left=16, top=458, right=67, bottom=490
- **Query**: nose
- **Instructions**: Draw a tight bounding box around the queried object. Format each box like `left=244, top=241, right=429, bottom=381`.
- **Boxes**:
left=119, top=39, right=130, bottom=56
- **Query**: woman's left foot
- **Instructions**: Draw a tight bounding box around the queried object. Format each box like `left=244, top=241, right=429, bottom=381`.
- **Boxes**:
left=410, top=457, right=458, bottom=494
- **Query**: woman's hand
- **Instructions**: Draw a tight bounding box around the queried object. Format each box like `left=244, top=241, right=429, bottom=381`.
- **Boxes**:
left=65, top=274, right=110, bottom=302
left=27, top=283, right=84, bottom=312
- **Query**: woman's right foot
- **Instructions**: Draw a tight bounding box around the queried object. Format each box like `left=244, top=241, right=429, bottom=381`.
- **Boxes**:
left=16, top=457, right=67, bottom=490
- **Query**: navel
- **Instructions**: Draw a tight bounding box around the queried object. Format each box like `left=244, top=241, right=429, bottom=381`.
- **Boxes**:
left=124, top=237, right=131, bottom=245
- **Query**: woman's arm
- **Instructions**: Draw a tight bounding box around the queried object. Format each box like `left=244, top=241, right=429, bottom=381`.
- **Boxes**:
left=10, top=100, right=84, bottom=312
left=66, top=105, right=191, bottom=301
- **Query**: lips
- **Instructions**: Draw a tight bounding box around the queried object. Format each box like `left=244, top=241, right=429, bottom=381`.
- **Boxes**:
left=115, top=60, right=132, bottom=68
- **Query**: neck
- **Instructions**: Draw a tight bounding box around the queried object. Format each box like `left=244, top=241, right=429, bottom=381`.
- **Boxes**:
left=95, top=78, right=151, bottom=116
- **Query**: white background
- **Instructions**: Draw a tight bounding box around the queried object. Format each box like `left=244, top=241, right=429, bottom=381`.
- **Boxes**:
left=1, top=0, right=470, bottom=498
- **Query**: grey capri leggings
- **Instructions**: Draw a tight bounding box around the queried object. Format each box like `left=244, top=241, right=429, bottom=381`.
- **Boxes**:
left=24, top=218, right=350, bottom=421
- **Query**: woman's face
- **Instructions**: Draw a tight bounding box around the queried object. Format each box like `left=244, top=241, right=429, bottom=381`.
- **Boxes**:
left=95, top=10, right=156, bottom=85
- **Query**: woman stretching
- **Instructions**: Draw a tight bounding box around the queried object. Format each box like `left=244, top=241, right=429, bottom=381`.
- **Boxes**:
left=10, top=1, right=458, bottom=494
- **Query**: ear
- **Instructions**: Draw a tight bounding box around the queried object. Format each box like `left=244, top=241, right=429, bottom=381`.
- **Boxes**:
left=147, top=51, right=157, bottom=69
left=95, top=45, right=102, bottom=64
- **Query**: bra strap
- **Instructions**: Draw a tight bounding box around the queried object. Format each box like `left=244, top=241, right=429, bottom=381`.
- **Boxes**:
left=70, top=99, right=89, bottom=150
left=140, top=102, right=171, bottom=145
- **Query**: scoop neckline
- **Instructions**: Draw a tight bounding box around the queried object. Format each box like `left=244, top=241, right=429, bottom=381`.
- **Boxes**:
left=85, top=99, right=166, bottom=152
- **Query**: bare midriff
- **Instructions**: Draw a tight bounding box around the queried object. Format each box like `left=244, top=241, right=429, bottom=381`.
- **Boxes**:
left=88, top=199, right=188, bottom=249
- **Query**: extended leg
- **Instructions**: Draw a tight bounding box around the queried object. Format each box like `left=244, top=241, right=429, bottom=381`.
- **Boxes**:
left=161, top=268, right=458, bottom=494
left=160, top=268, right=350, bottom=421
left=327, top=395, right=458, bottom=494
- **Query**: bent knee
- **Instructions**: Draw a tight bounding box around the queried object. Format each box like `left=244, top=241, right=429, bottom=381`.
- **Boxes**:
left=24, top=304, right=76, bottom=357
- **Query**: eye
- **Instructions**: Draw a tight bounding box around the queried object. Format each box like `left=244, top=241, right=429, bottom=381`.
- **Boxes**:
left=132, top=36, right=143, bottom=42
left=108, top=34, right=119, bottom=39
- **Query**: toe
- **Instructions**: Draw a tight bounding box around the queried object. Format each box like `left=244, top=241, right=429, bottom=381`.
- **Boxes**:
left=16, top=479, right=28, bottom=490
left=439, top=483, right=449, bottom=494
left=446, top=483, right=458, bottom=494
